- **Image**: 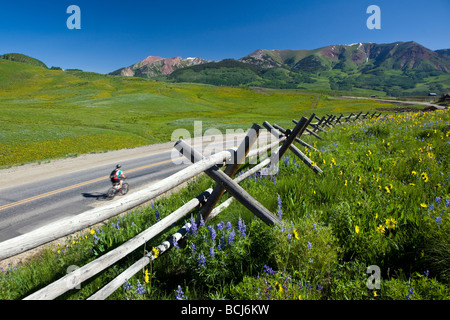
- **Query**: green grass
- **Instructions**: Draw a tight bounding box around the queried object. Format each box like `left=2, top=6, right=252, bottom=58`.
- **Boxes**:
left=0, top=59, right=393, bottom=167
left=1, top=109, right=448, bottom=300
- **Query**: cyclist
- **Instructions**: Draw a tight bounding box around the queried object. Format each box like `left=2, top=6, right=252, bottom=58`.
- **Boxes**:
left=110, top=164, right=127, bottom=191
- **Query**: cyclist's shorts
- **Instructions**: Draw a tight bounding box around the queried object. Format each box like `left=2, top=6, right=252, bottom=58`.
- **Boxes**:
left=111, top=178, right=121, bottom=184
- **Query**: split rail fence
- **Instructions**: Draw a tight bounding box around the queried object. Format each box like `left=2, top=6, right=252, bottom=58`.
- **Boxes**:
left=0, top=111, right=380, bottom=300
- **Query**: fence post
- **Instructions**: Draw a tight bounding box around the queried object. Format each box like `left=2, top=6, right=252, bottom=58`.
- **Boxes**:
left=198, top=123, right=261, bottom=222
left=273, top=123, right=318, bottom=152
left=174, top=140, right=281, bottom=226
left=264, top=122, right=322, bottom=174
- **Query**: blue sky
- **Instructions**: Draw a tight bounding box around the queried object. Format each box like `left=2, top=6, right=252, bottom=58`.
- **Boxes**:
left=1, top=0, right=449, bottom=74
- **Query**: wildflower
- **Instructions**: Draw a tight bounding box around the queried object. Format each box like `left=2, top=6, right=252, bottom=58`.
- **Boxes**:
left=199, top=216, right=205, bottom=227
left=152, top=247, right=159, bottom=259
left=374, top=291, right=378, bottom=297
left=411, top=171, right=417, bottom=176
left=216, top=221, right=225, bottom=231
left=226, top=221, right=232, bottom=231
left=435, top=216, right=442, bottom=226
left=385, top=186, right=390, bottom=193
left=405, top=287, right=414, bottom=300
left=445, top=199, right=450, bottom=207
left=307, top=241, right=312, bottom=250
left=376, top=225, right=386, bottom=235
left=308, top=258, right=314, bottom=264
left=189, top=218, right=198, bottom=235
left=238, top=218, right=246, bottom=237
left=209, top=247, right=215, bottom=258
left=435, top=197, right=441, bottom=204
left=90, top=229, right=95, bottom=235
left=208, top=226, right=216, bottom=241
left=172, top=237, right=179, bottom=249
left=197, top=253, right=206, bottom=268
left=420, top=203, right=428, bottom=208
left=345, top=180, right=347, bottom=187
left=155, top=209, right=160, bottom=221
left=176, top=285, right=187, bottom=300
left=293, top=229, right=299, bottom=240
left=123, top=279, right=133, bottom=291
left=277, top=194, right=283, bottom=220
left=228, top=230, right=236, bottom=246
left=424, top=270, right=429, bottom=278
left=428, top=204, right=435, bottom=210
left=136, top=280, right=145, bottom=295
left=190, top=242, right=196, bottom=254
left=262, top=265, right=276, bottom=275
left=385, top=218, right=397, bottom=229
left=144, top=269, right=150, bottom=284
left=355, top=225, right=360, bottom=234
left=421, top=172, right=429, bottom=182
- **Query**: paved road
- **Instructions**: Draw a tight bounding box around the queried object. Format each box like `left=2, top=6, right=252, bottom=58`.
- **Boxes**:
left=0, top=149, right=188, bottom=243
left=340, top=96, right=446, bottom=110
left=0, top=134, right=253, bottom=243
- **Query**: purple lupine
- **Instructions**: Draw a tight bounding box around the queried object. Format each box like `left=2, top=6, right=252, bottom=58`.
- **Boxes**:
left=176, top=285, right=187, bottom=300
left=190, top=218, right=198, bottom=235
left=197, top=253, right=206, bottom=268
left=277, top=194, right=283, bottom=220
left=217, top=221, right=225, bottom=231
left=238, top=218, right=246, bottom=237
left=228, top=230, right=236, bottom=246
left=136, top=280, right=145, bottom=295
left=208, top=225, right=216, bottom=241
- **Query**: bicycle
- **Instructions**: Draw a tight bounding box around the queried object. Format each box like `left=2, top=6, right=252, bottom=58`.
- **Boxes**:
left=106, top=179, right=129, bottom=200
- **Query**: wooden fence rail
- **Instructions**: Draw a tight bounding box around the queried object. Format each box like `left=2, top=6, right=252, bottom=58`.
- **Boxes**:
left=16, top=110, right=379, bottom=300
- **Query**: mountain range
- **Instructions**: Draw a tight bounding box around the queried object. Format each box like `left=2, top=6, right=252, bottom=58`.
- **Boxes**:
left=109, top=41, right=450, bottom=96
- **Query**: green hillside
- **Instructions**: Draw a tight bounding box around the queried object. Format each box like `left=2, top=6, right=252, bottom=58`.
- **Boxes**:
left=1, top=53, right=48, bottom=69
left=0, top=57, right=395, bottom=167
left=160, top=42, right=450, bottom=96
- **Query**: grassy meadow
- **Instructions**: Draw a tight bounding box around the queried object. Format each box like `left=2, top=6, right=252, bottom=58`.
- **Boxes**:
left=0, top=58, right=394, bottom=167
left=1, top=108, right=449, bottom=300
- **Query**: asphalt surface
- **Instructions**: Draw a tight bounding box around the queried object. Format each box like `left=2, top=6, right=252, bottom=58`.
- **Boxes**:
left=0, top=134, right=253, bottom=243
left=0, top=149, right=188, bottom=243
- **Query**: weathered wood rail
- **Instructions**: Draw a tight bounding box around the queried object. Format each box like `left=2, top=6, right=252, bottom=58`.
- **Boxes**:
left=3, top=110, right=379, bottom=300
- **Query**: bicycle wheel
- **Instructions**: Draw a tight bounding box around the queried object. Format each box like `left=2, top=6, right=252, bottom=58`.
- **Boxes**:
left=120, top=183, right=129, bottom=195
left=106, top=187, right=116, bottom=200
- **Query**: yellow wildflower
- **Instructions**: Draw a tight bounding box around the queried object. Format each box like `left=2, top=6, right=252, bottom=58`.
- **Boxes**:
left=385, top=186, right=390, bottom=194
left=420, top=203, right=427, bottom=208
left=152, top=247, right=160, bottom=259
left=293, top=229, right=299, bottom=240
left=376, top=224, right=385, bottom=234
left=90, top=229, right=95, bottom=235
left=421, top=172, right=429, bottom=182
left=355, top=225, right=360, bottom=234
left=385, top=218, right=397, bottom=229
left=374, top=291, right=378, bottom=297
left=345, top=180, right=348, bottom=187
left=144, top=269, right=150, bottom=283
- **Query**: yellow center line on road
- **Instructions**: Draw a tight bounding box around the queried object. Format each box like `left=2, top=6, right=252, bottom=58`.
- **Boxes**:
left=0, top=157, right=180, bottom=212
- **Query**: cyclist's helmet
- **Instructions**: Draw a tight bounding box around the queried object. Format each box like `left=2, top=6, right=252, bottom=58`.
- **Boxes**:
left=116, top=164, right=122, bottom=168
